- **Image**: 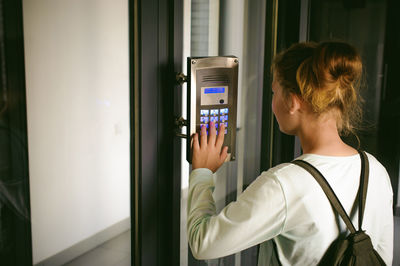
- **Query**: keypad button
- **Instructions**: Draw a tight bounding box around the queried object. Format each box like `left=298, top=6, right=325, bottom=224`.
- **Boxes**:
left=220, top=122, right=228, bottom=128
left=200, top=117, right=209, bottom=123
left=200, top=109, right=209, bottom=116
left=220, top=115, right=228, bottom=122
left=224, top=128, right=228, bottom=134
left=220, top=108, right=228, bottom=115
left=210, top=109, right=219, bottom=116
left=200, top=123, right=209, bottom=129
left=210, top=116, right=218, bottom=123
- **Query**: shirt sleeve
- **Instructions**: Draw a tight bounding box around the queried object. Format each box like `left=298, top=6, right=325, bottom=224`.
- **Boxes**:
left=376, top=170, right=394, bottom=265
left=377, top=196, right=393, bottom=266
left=187, top=168, right=287, bottom=260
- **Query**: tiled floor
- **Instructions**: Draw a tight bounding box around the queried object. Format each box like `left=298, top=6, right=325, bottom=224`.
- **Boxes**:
left=63, top=230, right=131, bottom=266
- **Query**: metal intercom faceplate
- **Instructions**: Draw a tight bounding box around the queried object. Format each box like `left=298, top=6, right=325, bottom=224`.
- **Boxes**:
left=187, top=56, right=238, bottom=163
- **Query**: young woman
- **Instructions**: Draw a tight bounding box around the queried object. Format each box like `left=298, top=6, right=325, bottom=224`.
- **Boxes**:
left=187, top=42, right=393, bottom=265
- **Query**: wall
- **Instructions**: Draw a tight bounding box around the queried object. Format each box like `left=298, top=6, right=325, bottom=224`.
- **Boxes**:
left=23, top=0, right=130, bottom=263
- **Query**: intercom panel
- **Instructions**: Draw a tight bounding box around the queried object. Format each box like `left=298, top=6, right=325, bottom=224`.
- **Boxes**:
left=187, top=56, right=238, bottom=163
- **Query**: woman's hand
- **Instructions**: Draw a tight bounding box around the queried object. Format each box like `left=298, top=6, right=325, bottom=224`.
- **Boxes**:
left=192, top=122, right=228, bottom=173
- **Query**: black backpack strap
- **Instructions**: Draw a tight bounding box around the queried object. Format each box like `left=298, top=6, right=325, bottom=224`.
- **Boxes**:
left=358, top=150, right=369, bottom=231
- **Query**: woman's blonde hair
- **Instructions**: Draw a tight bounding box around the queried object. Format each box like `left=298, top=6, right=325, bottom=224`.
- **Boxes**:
left=273, top=41, right=363, bottom=136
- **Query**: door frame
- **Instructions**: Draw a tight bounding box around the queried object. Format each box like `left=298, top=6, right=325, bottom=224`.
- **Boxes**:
left=130, top=0, right=183, bottom=265
left=0, top=0, right=33, bottom=264
left=260, top=0, right=302, bottom=171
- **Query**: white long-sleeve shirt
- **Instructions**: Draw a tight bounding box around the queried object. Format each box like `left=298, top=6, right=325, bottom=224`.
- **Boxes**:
left=187, top=152, right=393, bottom=265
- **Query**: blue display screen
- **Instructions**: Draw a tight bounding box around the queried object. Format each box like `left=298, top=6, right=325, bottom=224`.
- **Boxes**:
left=204, top=87, right=225, bottom=94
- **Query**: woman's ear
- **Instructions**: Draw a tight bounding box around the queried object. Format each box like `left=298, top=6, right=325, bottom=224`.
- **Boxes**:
left=288, top=93, right=302, bottom=114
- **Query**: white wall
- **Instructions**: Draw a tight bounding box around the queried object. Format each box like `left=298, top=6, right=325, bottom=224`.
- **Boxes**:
left=23, top=0, right=130, bottom=263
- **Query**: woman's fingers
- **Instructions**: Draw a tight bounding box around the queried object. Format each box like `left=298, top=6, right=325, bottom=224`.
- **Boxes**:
left=208, top=122, right=217, bottom=145
left=220, top=146, right=228, bottom=163
left=200, top=124, right=207, bottom=149
left=192, top=133, right=200, bottom=151
left=215, top=123, right=225, bottom=148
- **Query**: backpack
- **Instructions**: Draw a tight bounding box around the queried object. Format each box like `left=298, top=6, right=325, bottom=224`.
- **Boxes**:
left=292, top=150, right=386, bottom=266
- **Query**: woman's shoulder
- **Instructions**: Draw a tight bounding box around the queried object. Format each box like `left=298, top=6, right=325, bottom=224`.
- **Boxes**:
left=364, top=152, right=393, bottom=193
left=260, top=162, right=298, bottom=178
left=260, top=161, right=314, bottom=186
left=364, top=151, right=388, bottom=172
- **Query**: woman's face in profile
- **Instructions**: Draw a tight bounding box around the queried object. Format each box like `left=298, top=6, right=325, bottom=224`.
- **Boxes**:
left=271, top=74, right=297, bottom=135
left=272, top=76, right=288, bottom=131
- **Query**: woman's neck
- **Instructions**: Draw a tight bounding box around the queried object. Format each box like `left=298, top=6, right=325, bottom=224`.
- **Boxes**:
left=297, top=114, right=357, bottom=156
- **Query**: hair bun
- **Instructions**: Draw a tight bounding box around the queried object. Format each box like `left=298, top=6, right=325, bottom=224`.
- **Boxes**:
left=316, top=41, right=362, bottom=85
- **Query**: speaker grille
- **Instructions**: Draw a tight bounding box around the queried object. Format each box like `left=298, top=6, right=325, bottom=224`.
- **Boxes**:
left=202, top=74, right=229, bottom=83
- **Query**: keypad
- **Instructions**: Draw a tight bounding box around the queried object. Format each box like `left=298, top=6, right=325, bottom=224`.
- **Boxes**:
left=200, top=108, right=229, bottom=135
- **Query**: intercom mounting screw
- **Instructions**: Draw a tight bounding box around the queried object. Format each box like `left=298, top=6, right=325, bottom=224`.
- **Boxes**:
left=234, top=59, right=238, bottom=64
left=175, top=117, right=188, bottom=139
left=175, top=116, right=188, bottom=129
left=176, top=72, right=188, bottom=85
left=192, top=60, right=197, bottom=64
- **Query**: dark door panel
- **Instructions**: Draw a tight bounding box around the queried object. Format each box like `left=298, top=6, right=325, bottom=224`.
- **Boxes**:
left=0, top=0, right=32, bottom=264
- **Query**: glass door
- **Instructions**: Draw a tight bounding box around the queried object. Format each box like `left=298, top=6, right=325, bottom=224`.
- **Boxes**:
left=180, top=1, right=273, bottom=265
left=307, top=0, right=387, bottom=154
left=0, top=1, right=32, bottom=264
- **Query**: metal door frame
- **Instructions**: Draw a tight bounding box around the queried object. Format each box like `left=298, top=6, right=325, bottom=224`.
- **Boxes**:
left=260, top=0, right=303, bottom=171
left=0, top=0, right=33, bottom=264
left=130, top=0, right=183, bottom=265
